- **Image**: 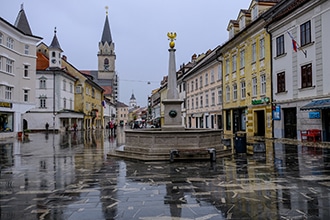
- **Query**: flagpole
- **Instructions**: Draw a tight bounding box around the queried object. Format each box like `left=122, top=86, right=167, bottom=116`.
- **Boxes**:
left=287, top=31, right=307, bottom=58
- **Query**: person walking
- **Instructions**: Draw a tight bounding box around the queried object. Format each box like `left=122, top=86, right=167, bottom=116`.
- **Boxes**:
left=45, top=122, right=49, bottom=132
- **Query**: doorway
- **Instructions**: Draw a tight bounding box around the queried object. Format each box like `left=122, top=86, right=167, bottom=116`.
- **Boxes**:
left=255, top=110, right=265, bottom=136
left=283, top=108, right=297, bottom=139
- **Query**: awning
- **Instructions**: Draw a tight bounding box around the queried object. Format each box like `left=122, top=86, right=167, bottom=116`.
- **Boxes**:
left=300, top=99, right=330, bottom=110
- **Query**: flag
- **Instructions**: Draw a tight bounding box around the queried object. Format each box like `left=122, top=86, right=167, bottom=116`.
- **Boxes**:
left=101, top=100, right=106, bottom=108
left=292, top=39, right=298, bottom=52
left=287, top=31, right=297, bottom=52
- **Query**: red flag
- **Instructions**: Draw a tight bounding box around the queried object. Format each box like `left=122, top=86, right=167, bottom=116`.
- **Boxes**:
left=292, top=39, right=297, bottom=52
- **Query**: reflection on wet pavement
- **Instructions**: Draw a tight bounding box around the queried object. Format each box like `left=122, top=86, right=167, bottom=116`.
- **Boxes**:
left=1, top=130, right=330, bottom=219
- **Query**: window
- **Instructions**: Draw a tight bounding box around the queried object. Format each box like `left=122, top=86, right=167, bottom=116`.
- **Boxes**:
left=205, top=73, right=209, bottom=86
left=70, top=99, right=73, bottom=110
left=232, top=55, right=237, bottom=72
left=76, top=86, right=82, bottom=94
left=63, top=98, right=67, bottom=109
left=5, top=86, right=12, bottom=100
left=300, top=21, right=311, bottom=46
left=6, top=37, right=13, bottom=49
left=6, top=58, right=13, bottom=73
left=24, top=65, right=29, bottom=77
left=191, top=98, right=194, bottom=109
left=191, top=81, right=194, bottom=92
left=24, top=45, right=29, bottom=55
left=240, top=50, right=245, bottom=69
left=276, top=35, right=285, bottom=56
left=199, top=76, right=203, bottom=89
left=211, top=91, right=215, bottom=106
left=301, top=63, right=312, bottom=88
left=241, top=81, right=246, bottom=99
left=195, top=79, right=198, bottom=90
left=226, top=85, right=230, bottom=102
left=217, top=88, right=222, bottom=105
left=187, top=99, right=190, bottom=110
left=195, top=96, right=198, bottom=109
left=52, top=51, right=56, bottom=58
left=252, top=43, right=256, bottom=63
left=233, top=83, right=237, bottom=100
left=200, top=95, right=203, bottom=107
left=259, top=38, right=265, bottom=59
left=226, top=59, right=230, bottom=75
left=252, top=77, right=257, bottom=96
left=70, top=83, right=73, bottom=93
left=23, top=90, right=29, bottom=102
left=226, top=110, right=231, bottom=130
left=63, top=80, right=66, bottom=91
left=39, top=79, right=46, bottom=89
left=40, top=97, right=46, bottom=108
left=217, top=63, right=222, bottom=80
left=0, top=56, right=2, bottom=70
left=0, top=33, right=2, bottom=44
left=277, top=72, right=285, bottom=93
left=205, top=93, right=209, bottom=107
left=92, top=88, right=95, bottom=98
left=260, top=75, right=266, bottom=95
left=210, top=70, right=215, bottom=83
left=252, top=5, right=258, bottom=20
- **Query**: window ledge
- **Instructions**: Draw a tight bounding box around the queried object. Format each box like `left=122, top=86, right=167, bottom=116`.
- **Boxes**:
left=274, top=53, right=287, bottom=60
left=299, top=85, right=315, bottom=91
left=275, top=90, right=288, bottom=95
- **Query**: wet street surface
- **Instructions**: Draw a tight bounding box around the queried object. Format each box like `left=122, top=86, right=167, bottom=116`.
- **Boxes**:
left=1, top=130, right=330, bottom=220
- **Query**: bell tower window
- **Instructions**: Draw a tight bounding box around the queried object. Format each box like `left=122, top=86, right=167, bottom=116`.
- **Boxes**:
left=104, top=58, right=109, bottom=71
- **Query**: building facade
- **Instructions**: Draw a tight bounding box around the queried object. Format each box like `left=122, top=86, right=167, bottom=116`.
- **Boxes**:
left=265, top=0, right=330, bottom=141
left=0, top=6, right=42, bottom=138
left=218, top=0, right=278, bottom=140
left=184, top=49, right=223, bottom=129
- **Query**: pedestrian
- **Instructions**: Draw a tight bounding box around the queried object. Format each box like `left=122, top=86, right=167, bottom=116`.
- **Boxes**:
left=45, top=122, right=49, bottom=132
left=73, top=123, right=77, bottom=132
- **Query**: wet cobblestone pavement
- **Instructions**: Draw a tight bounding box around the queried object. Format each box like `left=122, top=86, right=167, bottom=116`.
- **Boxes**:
left=1, top=130, right=330, bottom=219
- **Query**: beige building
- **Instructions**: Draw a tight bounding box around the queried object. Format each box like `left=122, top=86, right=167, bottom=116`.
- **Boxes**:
left=184, top=49, right=223, bottom=129
left=116, top=101, right=128, bottom=126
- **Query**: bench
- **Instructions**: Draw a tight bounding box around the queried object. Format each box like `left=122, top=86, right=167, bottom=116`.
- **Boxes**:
left=170, top=148, right=216, bottom=162
left=300, top=129, right=321, bottom=142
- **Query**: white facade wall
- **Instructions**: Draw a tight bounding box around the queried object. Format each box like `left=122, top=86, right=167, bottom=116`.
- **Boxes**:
left=0, top=18, right=40, bottom=139
left=271, top=0, right=330, bottom=139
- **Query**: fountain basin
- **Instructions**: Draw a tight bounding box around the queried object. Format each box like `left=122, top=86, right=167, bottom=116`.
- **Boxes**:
left=108, top=128, right=232, bottom=161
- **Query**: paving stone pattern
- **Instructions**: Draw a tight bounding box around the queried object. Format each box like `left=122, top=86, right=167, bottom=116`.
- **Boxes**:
left=1, top=131, right=330, bottom=219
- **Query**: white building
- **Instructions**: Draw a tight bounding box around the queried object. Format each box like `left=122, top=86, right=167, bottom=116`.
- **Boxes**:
left=265, top=0, right=330, bottom=141
left=23, top=31, right=84, bottom=132
left=0, top=5, right=42, bottom=139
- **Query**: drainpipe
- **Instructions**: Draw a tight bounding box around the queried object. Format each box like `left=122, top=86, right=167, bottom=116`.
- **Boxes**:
left=265, top=25, right=274, bottom=140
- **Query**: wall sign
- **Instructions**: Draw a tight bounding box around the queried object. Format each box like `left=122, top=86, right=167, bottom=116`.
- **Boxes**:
left=272, top=105, right=281, bottom=120
left=309, top=111, right=320, bottom=119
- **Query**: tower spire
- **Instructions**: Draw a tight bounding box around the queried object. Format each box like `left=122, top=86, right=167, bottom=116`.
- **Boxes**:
left=101, top=6, right=112, bottom=44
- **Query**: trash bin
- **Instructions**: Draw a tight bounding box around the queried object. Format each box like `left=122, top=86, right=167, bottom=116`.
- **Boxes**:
left=234, top=132, right=246, bottom=153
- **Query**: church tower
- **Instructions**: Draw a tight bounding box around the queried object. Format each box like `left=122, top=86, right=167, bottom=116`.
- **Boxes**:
left=98, top=7, right=116, bottom=80
left=49, top=28, right=63, bottom=69
left=129, top=92, right=137, bottom=109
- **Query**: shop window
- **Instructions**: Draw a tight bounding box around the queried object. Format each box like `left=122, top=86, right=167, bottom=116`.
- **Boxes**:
left=0, top=113, right=13, bottom=132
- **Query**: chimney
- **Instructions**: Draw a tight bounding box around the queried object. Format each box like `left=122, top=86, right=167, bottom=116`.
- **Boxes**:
left=191, top=53, right=197, bottom=62
left=62, top=55, right=67, bottom=61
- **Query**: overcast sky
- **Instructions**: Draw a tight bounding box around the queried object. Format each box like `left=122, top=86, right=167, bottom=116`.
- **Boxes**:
left=1, top=0, right=252, bottom=106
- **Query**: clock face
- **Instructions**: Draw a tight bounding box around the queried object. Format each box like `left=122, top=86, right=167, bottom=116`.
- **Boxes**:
left=51, top=59, right=56, bottom=64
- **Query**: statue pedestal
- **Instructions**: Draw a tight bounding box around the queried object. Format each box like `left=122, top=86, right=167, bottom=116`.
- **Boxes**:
left=162, top=99, right=184, bottom=131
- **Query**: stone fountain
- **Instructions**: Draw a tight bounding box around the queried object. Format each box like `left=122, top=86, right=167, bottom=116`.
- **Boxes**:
left=108, top=33, right=231, bottom=161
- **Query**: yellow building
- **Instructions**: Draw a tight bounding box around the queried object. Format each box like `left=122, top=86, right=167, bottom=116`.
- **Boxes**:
left=217, top=0, right=277, bottom=140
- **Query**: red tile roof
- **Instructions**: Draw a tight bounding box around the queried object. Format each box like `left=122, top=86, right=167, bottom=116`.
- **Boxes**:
left=36, top=52, right=49, bottom=70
